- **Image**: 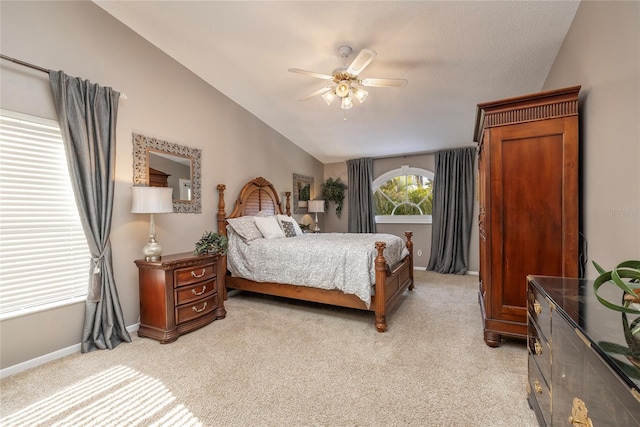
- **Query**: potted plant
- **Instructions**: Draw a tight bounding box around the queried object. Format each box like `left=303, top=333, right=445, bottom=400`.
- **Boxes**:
left=593, top=260, right=640, bottom=332
left=321, top=177, right=348, bottom=219
left=194, top=231, right=228, bottom=256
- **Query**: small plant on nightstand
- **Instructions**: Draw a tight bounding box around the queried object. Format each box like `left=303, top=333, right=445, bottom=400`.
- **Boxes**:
left=194, top=231, right=228, bottom=256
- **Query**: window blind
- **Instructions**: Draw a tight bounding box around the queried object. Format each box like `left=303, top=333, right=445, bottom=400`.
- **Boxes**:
left=0, top=110, right=90, bottom=319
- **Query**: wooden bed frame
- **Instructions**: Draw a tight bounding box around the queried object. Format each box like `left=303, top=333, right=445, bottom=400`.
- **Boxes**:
left=216, top=177, right=414, bottom=332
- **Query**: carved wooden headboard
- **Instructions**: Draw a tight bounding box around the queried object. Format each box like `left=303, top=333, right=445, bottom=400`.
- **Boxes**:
left=217, top=177, right=291, bottom=235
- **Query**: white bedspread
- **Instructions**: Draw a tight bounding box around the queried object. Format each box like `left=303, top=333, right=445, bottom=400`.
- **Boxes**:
left=226, top=232, right=410, bottom=307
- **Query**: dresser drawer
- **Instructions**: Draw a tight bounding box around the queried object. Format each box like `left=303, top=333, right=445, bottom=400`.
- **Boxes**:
left=527, top=319, right=551, bottom=387
left=528, top=355, right=551, bottom=427
left=176, top=294, right=219, bottom=325
left=174, top=263, right=216, bottom=288
left=175, top=278, right=217, bottom=306
left=527, top=283, right=551, bottom=342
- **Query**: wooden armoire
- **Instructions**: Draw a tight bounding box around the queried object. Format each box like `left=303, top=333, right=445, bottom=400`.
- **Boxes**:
left=474, top=86, right=580, bottom=347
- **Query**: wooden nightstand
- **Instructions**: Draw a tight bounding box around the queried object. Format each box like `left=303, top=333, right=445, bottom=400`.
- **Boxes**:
left=134, top=252, right=226, bottom=343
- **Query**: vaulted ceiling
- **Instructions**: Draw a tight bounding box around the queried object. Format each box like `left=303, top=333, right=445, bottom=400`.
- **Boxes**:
left=94, top=1, right=580, bottom=163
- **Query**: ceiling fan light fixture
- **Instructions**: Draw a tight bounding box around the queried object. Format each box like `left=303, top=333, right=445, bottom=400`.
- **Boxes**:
left=335, top=81, right=350, bottom=98
left=353, top=87, right=368, bottom=103
left=321, top=90, right=336, bottom=106
left=341, top=96, right=353, bottom=110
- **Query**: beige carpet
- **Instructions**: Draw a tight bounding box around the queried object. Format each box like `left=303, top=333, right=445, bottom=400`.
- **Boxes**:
left=0, top=271, right=537, bottom=427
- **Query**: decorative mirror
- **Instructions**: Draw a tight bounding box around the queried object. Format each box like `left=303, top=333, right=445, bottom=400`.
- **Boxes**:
left=292, top=173, right=314, bottom=214
left=133, top=133, right=201, bottom=213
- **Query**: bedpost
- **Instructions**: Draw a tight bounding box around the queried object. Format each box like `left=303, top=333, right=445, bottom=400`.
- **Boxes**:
left=217, top=184, right=228, bottom=301
left=405, top=231, right=414, bottom=290
left=374, top=241, right=387, bottom=332
left=285, top=191, right=291, bottom=216
left=217, top=184, right=227, bottom=236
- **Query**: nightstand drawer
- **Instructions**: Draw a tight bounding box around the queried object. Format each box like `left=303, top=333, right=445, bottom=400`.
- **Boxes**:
left=176, top=294, right=219, bottom=325
left=175, top=278, right=217, bottom=306
left=175, top=263, right=216, bottom=288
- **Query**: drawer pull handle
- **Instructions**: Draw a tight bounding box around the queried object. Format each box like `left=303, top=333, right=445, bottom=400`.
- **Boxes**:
left=534, top=380, right=542, bottom=394
left=191, top=269, right=206, bottom=278
left=569, top=397, right=593, bottom=426
left=192, top=302, right=207, bottom=313
left=534, top=341, right=543, bottom=355
left=191, top=286, right=207, bottom=296
left=533, top=300, right=542, bottom=315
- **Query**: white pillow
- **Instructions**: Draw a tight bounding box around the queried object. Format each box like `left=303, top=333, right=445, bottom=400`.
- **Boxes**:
left=254, top=215, right=285, bottom=239
left=277, top=215, right=303, bottom=236
left=227, top=216, right=263, bottom=241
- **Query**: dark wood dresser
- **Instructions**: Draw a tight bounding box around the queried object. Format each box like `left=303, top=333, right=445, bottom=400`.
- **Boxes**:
left=474, top=86, right=581, bottom=347
left=135, top=252, right=225, bottom=343
left=527, top=275, right=640, bottom=426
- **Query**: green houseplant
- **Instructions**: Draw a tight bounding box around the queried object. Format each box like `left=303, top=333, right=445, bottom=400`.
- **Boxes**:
left=321, top=177, right=348, bottom=219
left=194, top=231, right=228, bottom=256
left=593, top=260, right=640, bottom=333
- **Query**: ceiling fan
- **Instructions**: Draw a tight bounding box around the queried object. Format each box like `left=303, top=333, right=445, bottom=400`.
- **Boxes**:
left=289, top=45, right=408, bottom=110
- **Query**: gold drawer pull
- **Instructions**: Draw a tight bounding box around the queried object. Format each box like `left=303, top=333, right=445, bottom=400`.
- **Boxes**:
left=533, top=300, right=542, bottom=315
left=191, top=286, right=207, bottom=296
left=534, top=341, right=543, bottom=355
left=534, top=380, right=542, bottom=394
left=192, top=302, right=207, bottom=313
left=569, top=397, right=593, bottom=426
left=191, top=269, right=206, bottom=278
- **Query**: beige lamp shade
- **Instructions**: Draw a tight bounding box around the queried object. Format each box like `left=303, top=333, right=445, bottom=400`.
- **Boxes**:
left=308, top=200, right=325, bottom=213
left=131, top=186, right=173, bottom=213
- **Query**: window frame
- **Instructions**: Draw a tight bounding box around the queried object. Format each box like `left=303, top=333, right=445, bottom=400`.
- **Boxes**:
left=372, top=165, right=434, bottom=225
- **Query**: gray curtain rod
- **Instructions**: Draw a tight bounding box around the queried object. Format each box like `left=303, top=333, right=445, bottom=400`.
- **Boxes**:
left=0, top=54, right=49, bottom=73
left=0, top=54, right=127, bottom=99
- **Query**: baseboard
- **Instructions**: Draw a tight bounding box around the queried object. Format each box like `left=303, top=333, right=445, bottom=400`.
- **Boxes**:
left=0, top=322, right=140, bottom=379
left=414, top=267, right=479, bottom=276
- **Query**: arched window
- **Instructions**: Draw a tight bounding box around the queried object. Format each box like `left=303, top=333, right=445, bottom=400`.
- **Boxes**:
left=372, top=165, right=434, bottom=224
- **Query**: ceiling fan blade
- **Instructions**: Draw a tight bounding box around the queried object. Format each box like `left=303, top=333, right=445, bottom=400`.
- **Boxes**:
left=360, top=77, right=408, bottom=87
left=288, top=68, right=334, bottom=80
left=300, top=85, right=335, bottom=101
left=346, top=49, right=377, bottom=76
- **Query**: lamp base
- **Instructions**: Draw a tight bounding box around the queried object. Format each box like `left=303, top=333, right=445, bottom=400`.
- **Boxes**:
left=143, top=237, right=163, bottom=262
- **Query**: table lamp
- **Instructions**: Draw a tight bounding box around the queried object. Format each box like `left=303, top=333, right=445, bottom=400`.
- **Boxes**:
left=131, top=186, right=173, bottom=261
left=308, top=200, right=325, bottom=233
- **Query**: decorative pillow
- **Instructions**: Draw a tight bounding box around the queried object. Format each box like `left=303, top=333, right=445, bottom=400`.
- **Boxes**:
left=254, top=215, right=285, bottom=239
left=280, top=221, right=297, bottom=238
left=255, top=210, right=271, bottom=217
left=277, top=214, right=303, bottom=236
left=227, top=216, right=263, bottom=241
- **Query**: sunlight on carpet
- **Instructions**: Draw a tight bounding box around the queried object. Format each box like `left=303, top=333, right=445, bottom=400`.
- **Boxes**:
left=0, top=365, right=202, bottom=427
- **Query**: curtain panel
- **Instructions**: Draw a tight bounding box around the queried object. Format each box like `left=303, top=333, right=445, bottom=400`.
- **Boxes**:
left=347, top=158, right=376, bottom=233
left=49, top=71, right=131, bottom=353
left=427, top=146, right=476, bottom=274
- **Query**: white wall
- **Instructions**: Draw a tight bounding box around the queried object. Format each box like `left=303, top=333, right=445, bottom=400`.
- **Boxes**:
left=542, top=0, right=640, bottom=276
left=0, top=0, right=323, bottom=370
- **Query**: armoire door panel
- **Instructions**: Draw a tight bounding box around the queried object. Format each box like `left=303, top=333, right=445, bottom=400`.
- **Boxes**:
left=491, top=122, right=566, bottom=318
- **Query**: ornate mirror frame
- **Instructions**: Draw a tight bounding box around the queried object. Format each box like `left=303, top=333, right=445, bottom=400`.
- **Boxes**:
left=292, top=173, right=314, bottom=214
left=133, top=133, right=202, bottom=213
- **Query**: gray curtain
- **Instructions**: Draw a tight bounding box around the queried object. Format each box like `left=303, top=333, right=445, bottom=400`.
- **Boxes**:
left=347, top=158, right=376, bottom=233
left=427, top=146, right=476, bottom=274
left=49, top=71, right=131, bottom=353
